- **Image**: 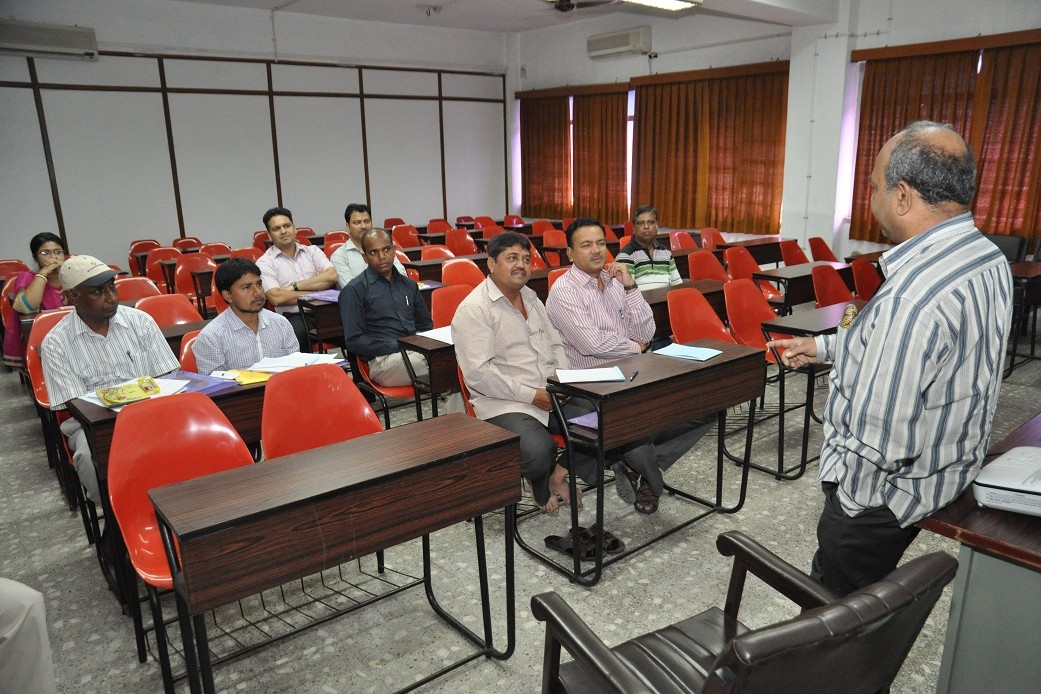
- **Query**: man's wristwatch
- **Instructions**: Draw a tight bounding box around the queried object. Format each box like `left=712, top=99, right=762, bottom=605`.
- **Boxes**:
left=292, top=281, right=299, bottom=291
left=623, top=282, right=638, bottom=291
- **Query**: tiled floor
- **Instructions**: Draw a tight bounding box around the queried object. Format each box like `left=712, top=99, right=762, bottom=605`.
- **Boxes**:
left=2, top=353, right=1038, bottom=693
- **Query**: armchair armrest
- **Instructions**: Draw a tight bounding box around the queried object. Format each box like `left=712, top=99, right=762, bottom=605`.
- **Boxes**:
left=716, top=531, right=837, bottom=617
left=531, top=592, right=649, bottom=694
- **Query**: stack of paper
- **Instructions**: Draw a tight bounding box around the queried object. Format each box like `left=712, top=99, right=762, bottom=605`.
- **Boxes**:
left=653, top=344, right=722, bottom=361
left=417, top=326, right=454, bottom=344
left=555, top=367, right=625, bottom=383
left=248, top=352, right=343, bottom=373
left=302, top=289, right=341, bottom=302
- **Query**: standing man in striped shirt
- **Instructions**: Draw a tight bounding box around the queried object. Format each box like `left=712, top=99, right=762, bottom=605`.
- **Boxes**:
left=615, top=205, right=682, bottom=290
left=769, top=121, right=1012, bottom=595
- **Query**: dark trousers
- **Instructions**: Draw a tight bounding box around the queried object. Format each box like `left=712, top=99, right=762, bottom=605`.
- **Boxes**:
left=284, top=311, right=309, bottom=352
left=811, top=482, right=920, bottom=596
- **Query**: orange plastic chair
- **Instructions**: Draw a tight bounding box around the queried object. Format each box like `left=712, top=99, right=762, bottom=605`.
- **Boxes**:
left=445, top=229, right=478, bottom=256
left=562, top=217, right=577, bottom=232
left=392, top=224, right=421, bottom=248
left=725, top=247, right=783, bottom=303
left=441, top=258, right=485, bottom=288
left=812, top=264, right=854, bottom=308
left=171, top=236, right=202, bottom=252
left=547, top=267, right=568, bottom=291
left=135, top=294, right=203, bottom=327
left=618, top=235, right=632, bottom=248
left=353, top=355, right=421, bottom=428
left=172, top=252, right=217, bottom=314
left=542, top=229, right=567, bottom=267
left=252, top=230, right=269, bottom=251
left=177, top=329, right=201, bottom=372
left=724, top=279, right=785, bottom=363
left=779, top=240, right=810, bottom=266
left=503, top=214, right=524, bottom=227
left=456, top=216, right=475, bottom=226
left=231, top=246, right=263, bottom=263
left=532, top=220, right=556, bottom=236
left=199, top=242, right=231, bottom=258
left=474, top=216, right=497, bottom=230
left=1, top=275, right=19, bottom=331
left=383, top=217, right=406, bottom=229
left=808, top=236, right=840, bottom=262
left=603, top=226, right=619, bottom=243
left=622, top=221, right=635, bottom=238
left=428, top=219, right=453, bottom=234
left=421, top=245, right=455, bottom=260
left=114, top=277, right=161, bottom=302
left=699, top=228, right=725, bottom=251
left=481, top=225, right=506, bottom=240
left=127, top=240, right=160, bottom=276
left=144, top=247, right=181, bottom=293
left=529, top=246, right=549, bottom=271
left=668, top=288, right=735, bottom=344
left=262, top=364, right=382, bottom=458
left=209, top=277, right=229, bottom=314
left=325, top=241, right=344, bottom=259
left=108, top=393, right=254, bottom=692
left=670, top=231, right=698, bottom=252
left=851, top=258, right=883, bottom=301
left=688, top=250, right=730, bottom=284
left=323, top=231, right=349, bottom=246
left=430, top=285, right=472, bottom=328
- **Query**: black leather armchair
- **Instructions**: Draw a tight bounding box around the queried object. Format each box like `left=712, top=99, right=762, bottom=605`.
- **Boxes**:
left=532, top=531, right=957, bottom=694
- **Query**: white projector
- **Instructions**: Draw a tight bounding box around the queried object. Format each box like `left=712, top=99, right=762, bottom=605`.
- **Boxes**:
left=972, top=446, right=1041, bottom=517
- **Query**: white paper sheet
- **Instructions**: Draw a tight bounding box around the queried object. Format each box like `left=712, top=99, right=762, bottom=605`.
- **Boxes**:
left=417, top=326, right=454, bottom=345
left=654, top=343, right=722, bottom=361
left=249, top=352, right=341, bottom=372
left=555, top=366, right=625, bottom=383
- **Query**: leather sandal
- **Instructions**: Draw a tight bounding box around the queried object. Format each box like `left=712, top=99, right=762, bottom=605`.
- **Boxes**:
left=635, top=479, right=659, bottom=515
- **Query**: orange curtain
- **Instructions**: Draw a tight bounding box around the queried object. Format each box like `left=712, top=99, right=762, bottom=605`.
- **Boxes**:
left=849, top=52, right=980, bottom=242
left=632, top=70, right=787, bottom=232
left=520, top=96, right=571, bottom=218
left=973, top=43, right=1041, bottom=239
left=572, top=92, right=628, bottom=224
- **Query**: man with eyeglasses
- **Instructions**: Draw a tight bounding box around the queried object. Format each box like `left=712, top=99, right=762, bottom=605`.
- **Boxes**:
left=339, top=229, right=432, bottom=388
left=615, top=205, right=682, bottom=290
left=40, top=255, right=179, bottom=505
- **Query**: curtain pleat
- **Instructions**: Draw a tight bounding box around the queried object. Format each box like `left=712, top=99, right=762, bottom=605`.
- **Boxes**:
left=572, top=92, right=628, bottom=224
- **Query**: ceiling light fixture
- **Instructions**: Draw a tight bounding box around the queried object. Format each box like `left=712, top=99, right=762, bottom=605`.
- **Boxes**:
left=621, top=0, right=702, bottom=11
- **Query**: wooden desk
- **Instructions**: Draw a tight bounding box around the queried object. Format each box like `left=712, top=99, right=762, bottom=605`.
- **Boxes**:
left=397, top=333, right=456, bottom=417
left=760, top=299, right=866, bottom=338
left=537, top=340, right=765, bottom=585
left=718, top=236, right=787, bottom=266
left=415, top=232, right=445, bottom=245
left=405, top=253, right=488, bottom=282
left=919, top=412, right=1041, bottom=694
left=151, top=414, right=520, bottom=693
left=753, top=261, right=854, bottom=314
left=399, top=245, right=423, bottom=261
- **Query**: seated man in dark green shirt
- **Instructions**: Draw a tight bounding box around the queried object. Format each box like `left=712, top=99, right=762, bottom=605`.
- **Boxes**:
left=339, top=228, right=432, bottom=386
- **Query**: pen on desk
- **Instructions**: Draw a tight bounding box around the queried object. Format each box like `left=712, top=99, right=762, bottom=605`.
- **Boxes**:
left=629, top=369, right=639, bottom=382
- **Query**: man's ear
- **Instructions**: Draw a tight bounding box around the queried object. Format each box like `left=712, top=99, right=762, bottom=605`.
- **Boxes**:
left=894, top=181, right=915, bottom=216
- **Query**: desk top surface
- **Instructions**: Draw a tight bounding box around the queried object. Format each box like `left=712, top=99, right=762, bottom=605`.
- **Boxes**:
left=1010, top=261, right=1041, bottom=281
left=404, top=253, right=487, bottom=267
left=150, top=413, right=516, bottom=538
left=718, top=235, right=785, bottom=248
left=640, top=279, right=723, bottom=304
left=919, top=412, right=1041, bottom=570
left=761, top=299, right=867, bottom=336
left=754, top=260, right=850, bottom=280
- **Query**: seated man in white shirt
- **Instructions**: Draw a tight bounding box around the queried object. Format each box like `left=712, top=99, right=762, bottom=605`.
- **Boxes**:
left=329, top=203, right=407, bottom=289
left=192, top=258, right=298, bottom=374
left=256, top=206, right=338, bottom=350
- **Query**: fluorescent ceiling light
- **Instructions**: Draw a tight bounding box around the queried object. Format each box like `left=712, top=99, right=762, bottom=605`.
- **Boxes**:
left=622, top=0, right=702, bottom=11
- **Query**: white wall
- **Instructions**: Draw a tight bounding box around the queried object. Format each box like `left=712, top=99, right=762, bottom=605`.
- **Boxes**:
left=0, top=0, right=510, bottom=265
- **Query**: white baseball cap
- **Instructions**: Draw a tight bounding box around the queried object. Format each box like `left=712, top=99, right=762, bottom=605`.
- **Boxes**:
left=59, top=255, right=118, bottom=290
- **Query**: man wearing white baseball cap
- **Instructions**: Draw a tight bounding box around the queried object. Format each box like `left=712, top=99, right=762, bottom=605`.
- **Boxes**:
left=40, top=255, right=179, bottom=506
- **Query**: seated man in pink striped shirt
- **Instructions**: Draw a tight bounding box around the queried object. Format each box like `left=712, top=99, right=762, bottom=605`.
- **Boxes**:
left=546, top=218, right=711, bottom=514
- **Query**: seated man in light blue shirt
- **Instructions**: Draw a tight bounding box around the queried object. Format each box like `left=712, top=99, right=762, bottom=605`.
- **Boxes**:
left=329, top=203, right=406, bottom=289
left=193, top=258, right=298, bottom=374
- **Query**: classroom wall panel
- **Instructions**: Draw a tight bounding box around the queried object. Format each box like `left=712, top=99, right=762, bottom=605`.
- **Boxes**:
left=274, top=96, right=365, bottom=232
left=0, top=55, right=30, bottom=82
left=443, top=101, right=506, bottom=220
left=441, top=73, right=502, bottom=100
left=163, top=59, right=268, bottom=90
left=39, top=90, right=177, bottom=268
left=33, top=55, right=160, bottom=87
left=362, top=69, right=439, bottom=97
left=364, top=99, right=443, bottom=225
left=0, top=87, right=57, bottom=262
left=168, top=93, right=277, bottom=244
left=271, top=64, right=359, bottom=93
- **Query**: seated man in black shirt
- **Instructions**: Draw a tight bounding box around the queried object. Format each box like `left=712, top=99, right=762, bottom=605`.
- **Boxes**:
left=339, top=228, right=431, bottom=386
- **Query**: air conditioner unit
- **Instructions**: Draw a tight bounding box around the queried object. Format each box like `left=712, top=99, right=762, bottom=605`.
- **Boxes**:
left=587, top=26, right=651, bottom=59
left=0, top=20, right=98, bottom=61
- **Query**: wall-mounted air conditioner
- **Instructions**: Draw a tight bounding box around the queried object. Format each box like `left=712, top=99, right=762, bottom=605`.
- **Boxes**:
left=0, top=20, right=98, bottom=61
left=587, top=26, right=651, bottom=59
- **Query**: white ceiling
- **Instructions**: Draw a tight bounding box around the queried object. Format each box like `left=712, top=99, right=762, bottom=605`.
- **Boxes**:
left=167, top=0, right=838, bottom=33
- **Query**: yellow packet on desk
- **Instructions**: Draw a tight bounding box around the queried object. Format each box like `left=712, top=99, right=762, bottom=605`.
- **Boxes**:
left=96, top=376, right=159, bottom=407
left=230, top=370, right=273, bottom=385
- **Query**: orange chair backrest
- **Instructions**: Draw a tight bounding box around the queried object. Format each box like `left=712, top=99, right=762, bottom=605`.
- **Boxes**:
left=445, top=229, right=478, bottom=256
left=562, top=217, right=576, bottom=232
left=135, top=294, right=203, bottom=327
left=144, top=247, right=181, bottom=288
left=668, top=288, right=735, bottom=344
left=812, top=264, right=854, bottom=308
left=481, top=225, right=506, bottom=240
left=529, top=245, right=548, bottom=271
left=174, top=253, right=218, bottom=297
left=428, top=219, right=453, bottom=234
left=325, top=241, right=344, bottom=258
left=779, top=240, right=810, bottom=266
left=456, top=365, right=478, bottom=418
left=456, top=216, right=475, bottom=225
left=431, top=285, right=472, bottom=328
left=808, top=236, right=839, bottom=262
left=261, top=364, right=382, bottom=459
left=474, top=216, right=497, bottom=229
left=724, top=279, right=782, bottom=362
left=127, top=241, right=160, bottom=275
left=548, top=267, right=568, bottom=291
left=851, top=258, right=883, bottom=301
left=231, top=247, right=263, bottom=263
left=699, top=228, right=725, bottom=250
left=383, top=217, right=407, bottom=229
left=178, top=329, right=201, bottom=372
left=532, top=220, right=556, bottom=236
left=619, top=235, right=632, bottom=248
left=210, top=278, right=229, bottom=313
left=670, top=231, right=698, bottom=251
left=392, top=224, right=420, bottom=249
left=503, top=215, right=524, bottom=227
left=172, top=237, right=202, bottom=251
left=115, top=277, right=162, bottom=302
left=199, top=242, right=231, bottom=257
left=441, top=258, right=484, bottom=288
left=688, top=250, right=730, bottom=283
left=421, top=245, right=455, bottom=260
left=602, top=226, right=619, bottom=242
left=723, top=247, right=761, bottom=282
left=323, top=231, right=349, bottom=246
left=253, top=230, right=269, bottom=251
left=622, top=221, right=635, bottom=237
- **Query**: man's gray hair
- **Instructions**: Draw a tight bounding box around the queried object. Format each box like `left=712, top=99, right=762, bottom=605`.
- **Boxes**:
left=885, top=120, right=976, bottom=206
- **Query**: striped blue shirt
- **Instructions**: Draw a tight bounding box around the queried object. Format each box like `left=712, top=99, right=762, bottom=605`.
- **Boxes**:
left=813, top=213, right=1012, bottom=526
